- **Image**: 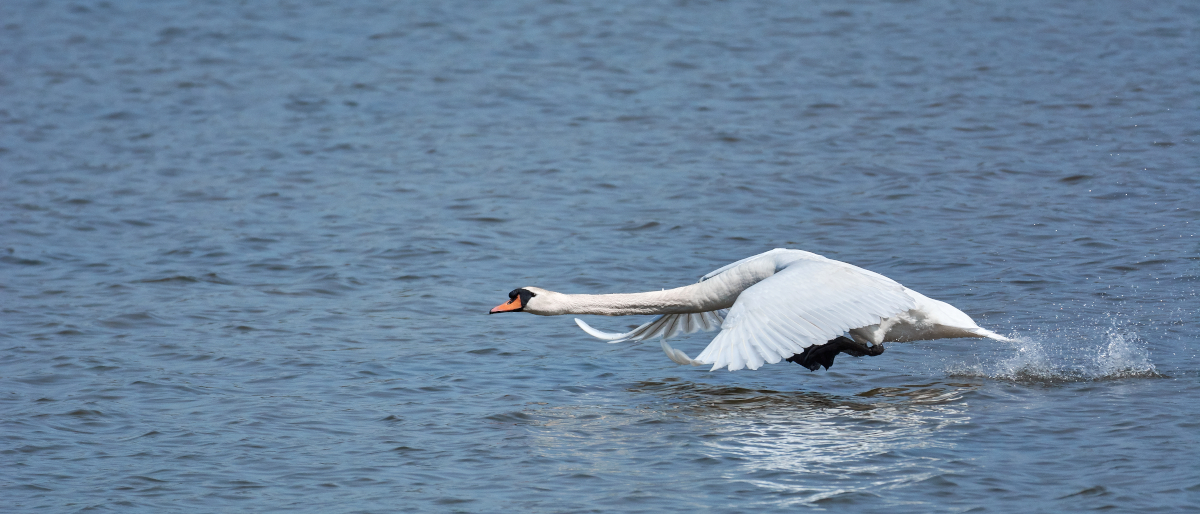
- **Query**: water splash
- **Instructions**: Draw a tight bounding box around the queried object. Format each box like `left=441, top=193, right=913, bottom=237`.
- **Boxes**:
left=948, top=321, right=1160, bottom=383
left=1094, top=329, right=1159, bottom=378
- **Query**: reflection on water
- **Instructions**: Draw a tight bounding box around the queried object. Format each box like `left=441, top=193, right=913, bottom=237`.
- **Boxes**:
left=627, top=379, right=978, bottom=411
left=659, top=381, right=974, bottom=506
left=631, top=380, right=874, bottom=412
left=508, top=379, right=979, bottom=508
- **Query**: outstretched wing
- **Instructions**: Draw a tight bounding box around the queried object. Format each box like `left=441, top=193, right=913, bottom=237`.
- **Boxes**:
left=575, top=312, right=727, bottom=366
left=695, top=259, right=916, bottom=371
left=574, top=310, right=728, bottom=343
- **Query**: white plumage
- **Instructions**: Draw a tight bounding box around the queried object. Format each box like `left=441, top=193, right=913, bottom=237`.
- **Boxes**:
left=493, top=249, right=1010, bottom=371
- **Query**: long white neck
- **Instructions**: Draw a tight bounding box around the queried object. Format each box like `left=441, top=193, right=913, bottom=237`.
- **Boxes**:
left=523, top=257, right=777, bottom=316
left=543, top=286, right=726, bottom=316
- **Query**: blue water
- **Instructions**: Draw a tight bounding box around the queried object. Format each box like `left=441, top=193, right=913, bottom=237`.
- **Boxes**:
left=2, top=0, right=1198, bottom=512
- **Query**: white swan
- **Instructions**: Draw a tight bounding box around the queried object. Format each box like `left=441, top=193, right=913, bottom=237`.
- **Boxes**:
left=490, top=249, right=1009, bottom=372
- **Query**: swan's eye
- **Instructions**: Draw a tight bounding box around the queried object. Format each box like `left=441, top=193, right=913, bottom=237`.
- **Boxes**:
left=507, top=288, right=535, bottom=305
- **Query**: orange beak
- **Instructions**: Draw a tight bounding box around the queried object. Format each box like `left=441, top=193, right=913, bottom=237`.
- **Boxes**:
left=489, top=296, right=523, bottom=314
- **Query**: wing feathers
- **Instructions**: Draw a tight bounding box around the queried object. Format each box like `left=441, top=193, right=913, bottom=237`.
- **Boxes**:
left=574, top=310, right=726, bottom=344
left=698, top=259, right=916, bottom=371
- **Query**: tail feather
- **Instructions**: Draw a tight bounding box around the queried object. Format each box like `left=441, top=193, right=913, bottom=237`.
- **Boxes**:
left=971, top=327, right=1013, bottom=342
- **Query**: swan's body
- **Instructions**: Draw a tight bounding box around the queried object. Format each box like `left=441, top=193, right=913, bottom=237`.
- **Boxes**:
left=491, top=249, right=1009, bottom=372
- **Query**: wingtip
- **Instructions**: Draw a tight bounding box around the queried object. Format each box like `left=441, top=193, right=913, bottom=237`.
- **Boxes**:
left=660, top=341, right=709, bottom=367
left=574, top=318, right=630, bottom=343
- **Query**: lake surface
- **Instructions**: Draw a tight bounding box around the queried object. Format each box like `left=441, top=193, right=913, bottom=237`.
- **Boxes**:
left=2, top=0, right=1197, bottom=512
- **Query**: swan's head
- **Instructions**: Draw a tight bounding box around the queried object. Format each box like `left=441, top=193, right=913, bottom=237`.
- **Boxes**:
left=489, top=287, right=562, bottom=315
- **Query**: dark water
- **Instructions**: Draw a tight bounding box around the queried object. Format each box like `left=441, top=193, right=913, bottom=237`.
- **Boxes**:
left=2, top=0, right=1198, bottom=512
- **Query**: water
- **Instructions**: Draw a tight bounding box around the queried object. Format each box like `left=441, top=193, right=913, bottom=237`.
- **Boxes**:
left=2, top=0, right=1197, bottom=511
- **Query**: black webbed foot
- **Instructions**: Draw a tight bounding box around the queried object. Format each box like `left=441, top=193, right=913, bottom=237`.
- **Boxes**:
left=786, top=336, right=885, bottom=371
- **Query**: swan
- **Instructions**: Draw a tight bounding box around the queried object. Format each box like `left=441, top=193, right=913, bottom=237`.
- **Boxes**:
left=489, top=248, right=1010, bottom=372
